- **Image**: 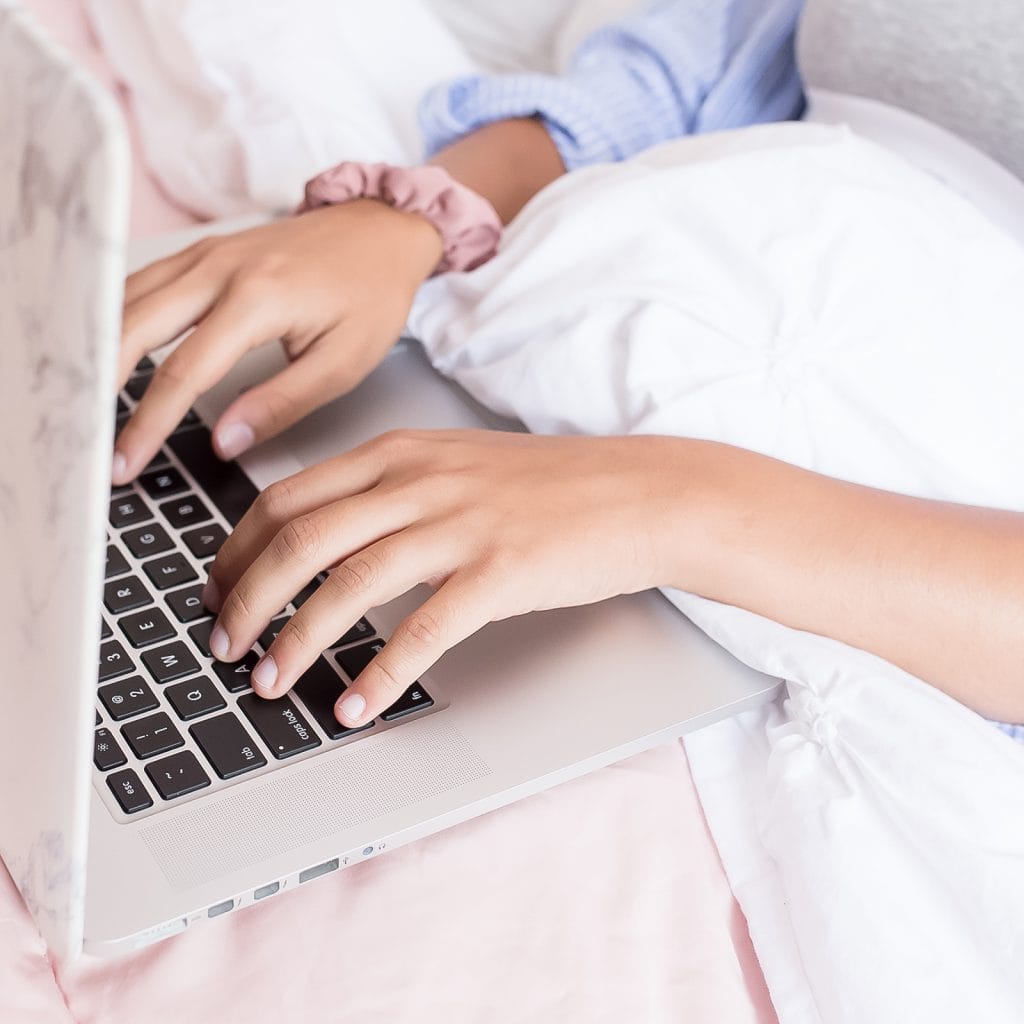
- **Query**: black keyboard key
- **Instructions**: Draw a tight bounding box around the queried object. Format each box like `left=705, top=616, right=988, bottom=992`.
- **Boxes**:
left=109, top=493, right=153, bottom=529
left=173, top=409, right=201, bottom=433
left=293, top=659, right=373, bottom=741
left=139, top=466, right=188, bottom=500
left=96, top=709, right=101, bottom=726
left=187, top=619, right=215, bottom=657
left=103, top=575, right=153, bottom=615
left=291, top=577, right=322, bottom=609
left=121, top=712, right=184, bottom=759
left=143, top=449, right=172, bottom=473
left=116, top=395, right=128, bottom=416
left=165, top=583, right=209, bottom=623
left=99, top=676, right=159, bottom=721
left=105, top=545, right=129, bottom=579
left=182, top=523, right=227, bottom=559
left=190, top=713, right=267, bottom=779
left=143, top=552, right=198, bottom=590
left=332, top=617, right=376, bottom=648
left=141, top=641, right=201, bottom=684
left=119, top=607, right=175, bottom=648
left=107, top=768, right=153, bottom=814
left=99, top=640, right=134, bottom=682
left=167, top=425, right=260, bottom=527
left=94, top=728, right=128, bottom=771
left=237, top=693, right=321, bottom=759
left=165, top=676, right=226, bottom=720
left=161, top=494, right=212, bottom=530
left=146, top=750, right=211, bottom=800
left=134, top=355, right=155, bottom=374
left=381, top=683, right=434, bottom=721
left=122, top=523, right=173, bottom=559
left=212, top=651, right=259, bottom=693
left=258, top=615, right=290, bottom=652
left=335, top=639, right=385, bottom=681
left=124, top=374, right=151, bottom=401
left=100, top=618, right=112, bottom=640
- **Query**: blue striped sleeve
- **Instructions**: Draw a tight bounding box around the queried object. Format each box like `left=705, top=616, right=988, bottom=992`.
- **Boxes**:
left=419, top=0, right=806, bottom=170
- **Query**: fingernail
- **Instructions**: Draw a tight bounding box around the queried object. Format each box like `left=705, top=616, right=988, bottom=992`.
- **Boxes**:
left=253, top=655, right=278, bottom=694
left=202, top=576, right=220, bottom=612
left=209, top=625, right=230, bottom=660
left=336, top=692, right=366, bottom=724
left=216, top=422, right=255, bottom=460
left=111, top=451, right=128, bottom=484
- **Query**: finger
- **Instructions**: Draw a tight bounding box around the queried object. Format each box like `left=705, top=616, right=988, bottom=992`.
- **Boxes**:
left=113, top=283, right=284, bottom=482
left=205, top=435, right=403, bottom=608
left=118, top=262, right=223, bottom=387
left=334, top=571, right=495, bottom=726
left=209, top=490, right=420, bottom=661
left=248, top=527, right=461, bottom=700
left=210, top=327, right=369, bottom=461
left=123, top=242, right=205, bottom=307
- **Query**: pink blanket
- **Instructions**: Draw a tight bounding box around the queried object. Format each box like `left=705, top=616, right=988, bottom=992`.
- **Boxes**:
left=4, top=4, right=776, bottom=1022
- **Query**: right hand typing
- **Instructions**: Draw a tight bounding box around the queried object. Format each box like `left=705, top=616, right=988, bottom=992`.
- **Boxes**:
left=112, top=199, right=443, bottom=484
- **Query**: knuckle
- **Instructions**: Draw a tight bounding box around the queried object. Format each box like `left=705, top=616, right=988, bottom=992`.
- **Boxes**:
left=399, top=608, right=445, bottom=652
left=369, top=654, right=406, bottom=697
left=255, top=477, right=301, bottom=525
left=221, top=584, right=257, bottom=624
left=275, top=515, right=323, bottom=564
left=277, top=612, right=314, bottom=652
left=329, top=550, right=385, bottom=597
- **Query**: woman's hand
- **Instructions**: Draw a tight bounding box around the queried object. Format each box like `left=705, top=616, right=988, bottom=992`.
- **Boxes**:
left=203, top=430, right=696, bottom=727
left=113, top=200, right=443, bottom=484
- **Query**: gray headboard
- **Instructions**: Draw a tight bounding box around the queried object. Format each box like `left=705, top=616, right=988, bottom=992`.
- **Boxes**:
left=798, top=0, right=1024, bottom=179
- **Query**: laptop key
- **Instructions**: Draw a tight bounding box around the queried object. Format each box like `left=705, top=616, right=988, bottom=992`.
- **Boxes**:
left=237, top=693, right=321, bottom=759
left=167, top=425, right=260, bottom=527
left=104, top=544, right=130, bottom=579
left=187, top=619, right=215, bottom=657
left=103, top=575, right=152, bottom=615
left=119, top=607, right=175, bottom=647
left=190, top=713, right=267, bottom=779
left=165, top=583, right=209, bottom=623
left=100, top=618, right=112, bottom=639
left=146, top=750, right=211, bottom=801
left=94, top=728, right=128, bottom=771
left=335, top=639, right=385, bottom=681
left=331, top=617, right=376, bottom=648
left=141, top=641, right=201, bottom=684
left=122, top=523, right=173, bottom=559
left=293, top=659, right=373, bottom=741
left=121, top=712, right=184, bottom=759
left=258, top=615, right=290, bottom=652
left=107, top=768, right=153, bottom=814
left=99, top=640, right=134, bottom=682
left=182, top=523, right=227, bottom=559
left=160, top=494, right=213, bottom=530
left=381, top=683, right=434, bottom=721
left=133, top=355, right=155, bottom=374
left=124, top=374, right=151, bottom=402
left=142, top=552, right=198, bottom=590
left=109, top=493, right=153, bottom=529
left=165, top=676, right=227, bottom=720
left=139, top=466, right=188, bottom=500
left=212, top=651, right=259, bottom=693
left=99, top=676, right=159, bottom=721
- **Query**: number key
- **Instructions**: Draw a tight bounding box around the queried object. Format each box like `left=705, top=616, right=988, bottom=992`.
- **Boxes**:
left=99, top=640, right=134, bottom=682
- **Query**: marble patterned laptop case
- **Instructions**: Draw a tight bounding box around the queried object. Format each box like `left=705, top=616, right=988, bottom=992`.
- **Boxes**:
left=0, top=3, right=129, bottom=960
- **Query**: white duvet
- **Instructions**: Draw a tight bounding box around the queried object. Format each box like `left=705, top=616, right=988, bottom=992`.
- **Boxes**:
left=407, top=121, right=1024, bottom=1022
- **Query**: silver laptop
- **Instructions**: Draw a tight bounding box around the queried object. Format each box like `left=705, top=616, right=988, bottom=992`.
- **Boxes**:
left=0, top=8, right=779, bottom=960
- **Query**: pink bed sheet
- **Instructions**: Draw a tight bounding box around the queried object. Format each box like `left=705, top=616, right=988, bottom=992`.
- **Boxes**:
left=5, top=5, right=777, bottom=1022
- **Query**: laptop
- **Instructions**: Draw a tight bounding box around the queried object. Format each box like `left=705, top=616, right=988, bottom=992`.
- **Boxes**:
left=0, top=8, right=780, bottom=960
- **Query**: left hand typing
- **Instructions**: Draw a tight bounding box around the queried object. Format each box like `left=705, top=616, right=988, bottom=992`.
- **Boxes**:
left=203, top=430, right=695, bottom=726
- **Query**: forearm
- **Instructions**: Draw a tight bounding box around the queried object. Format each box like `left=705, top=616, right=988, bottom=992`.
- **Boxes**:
left=430, top=117, right=565, bottom=224
left=668, top=439, right=1024, bottom=722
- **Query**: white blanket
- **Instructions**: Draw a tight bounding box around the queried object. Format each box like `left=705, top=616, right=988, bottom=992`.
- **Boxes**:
left=407, top=121, right=1024, bottom=1022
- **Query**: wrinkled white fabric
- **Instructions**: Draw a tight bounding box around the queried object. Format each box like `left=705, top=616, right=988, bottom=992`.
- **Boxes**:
left=408, top=120, right=1024, bottom=1022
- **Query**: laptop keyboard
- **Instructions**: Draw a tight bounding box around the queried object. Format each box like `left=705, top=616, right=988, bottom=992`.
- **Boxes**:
left=97, top=358, right=436, bottom=820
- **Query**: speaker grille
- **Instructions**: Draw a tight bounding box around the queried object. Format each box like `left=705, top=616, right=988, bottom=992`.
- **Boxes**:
left=140, top=719, right=489, bottom=889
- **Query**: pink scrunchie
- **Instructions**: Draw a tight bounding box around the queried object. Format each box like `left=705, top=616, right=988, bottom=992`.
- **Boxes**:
left=297, top=162, right=502, bottom=274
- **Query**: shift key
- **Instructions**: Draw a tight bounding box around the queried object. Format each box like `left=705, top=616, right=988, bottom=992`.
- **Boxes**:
left=190, top=713, right=267, bottom=779
left=237, top=693, right=321, bottom=759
